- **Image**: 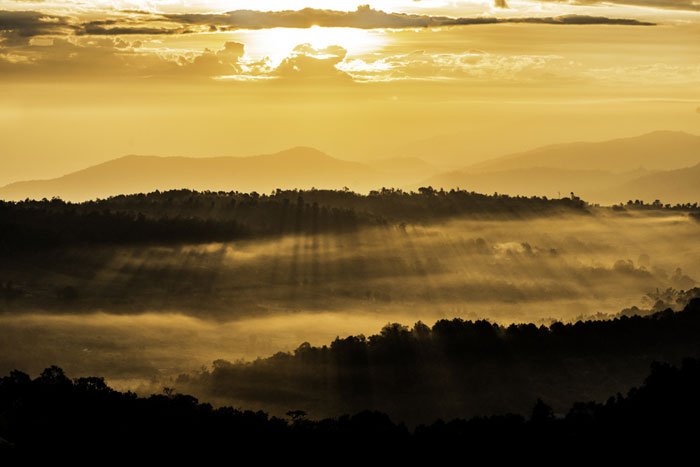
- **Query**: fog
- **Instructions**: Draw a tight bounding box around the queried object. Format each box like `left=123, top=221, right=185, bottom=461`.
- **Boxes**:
left=1, top=209, right=698, bottom=391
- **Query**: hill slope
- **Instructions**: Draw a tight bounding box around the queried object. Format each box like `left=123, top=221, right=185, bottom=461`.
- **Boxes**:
left=466, top=131, right=700, bottom=173
left=0, top=147, right=392, bottom=201
left=600, top=162, right=700, bottom=204
left=421, top=167, right=646, bottom=201
left=422, top=131, right=700, bottom=204
left=422, top=164, right=700, bottom=205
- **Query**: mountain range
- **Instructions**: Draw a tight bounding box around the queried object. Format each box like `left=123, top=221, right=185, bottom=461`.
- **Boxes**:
left=0, top=148, right=435, bottom=201
left=1, top=131, right=698, bottom=204
left=421, top=130, right=700, bottom=204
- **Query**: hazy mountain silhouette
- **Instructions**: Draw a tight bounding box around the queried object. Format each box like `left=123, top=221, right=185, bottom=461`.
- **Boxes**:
left=465, top=131, right=700, bottom=173
left=3, top=131, right=698, bottom=203
left=423, top=164, right=700, bottom=205
left=601, top=162, right=700, bottom=204
left=420, top=167, right=646, bottom=200
left=422, top=131, right=700, bottom=203
left=0, top=147, right=431, bottom=201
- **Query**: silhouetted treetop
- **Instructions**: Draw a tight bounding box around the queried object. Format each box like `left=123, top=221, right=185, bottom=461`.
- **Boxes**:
left=1, top=357, right=699, bottom=457
left=0, top=188, right=590, bottom=250
left=176, top=298, right=700, bottom=423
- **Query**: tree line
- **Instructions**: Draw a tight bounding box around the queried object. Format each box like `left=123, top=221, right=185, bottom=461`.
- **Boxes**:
left=178, top=298, right=700, bottom=423
left=0, top=188, right=590, bottom=250
left=1, top=357, right=698, bottom=458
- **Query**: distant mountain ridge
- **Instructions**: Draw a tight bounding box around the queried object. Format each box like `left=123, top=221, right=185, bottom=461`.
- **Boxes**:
left=604, top=162, right=700, bottom=204
left=422, top=131, right=700, bottom=204
left=2, top=131, right=699, bottom=204
left=464, top=131, right=700, bottom=173
left=0, top=147, right=435, bottom=202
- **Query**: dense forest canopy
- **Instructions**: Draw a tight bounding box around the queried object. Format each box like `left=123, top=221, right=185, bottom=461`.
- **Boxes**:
left=0, top=188, right=591, bottom=249
left=2, top=356, right=699, bottom=457
left=170, top=298, right=700, bottom=423
left=3, top=189, right=697, bottom=252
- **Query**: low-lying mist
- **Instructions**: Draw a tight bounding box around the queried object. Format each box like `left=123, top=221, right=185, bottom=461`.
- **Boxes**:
left=1, top=209, right=698, bottom=393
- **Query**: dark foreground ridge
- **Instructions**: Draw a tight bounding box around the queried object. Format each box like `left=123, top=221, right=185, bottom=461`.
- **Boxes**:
left=179, top=297, right=700, bottom=422
left=1, top=357, right=699, bottom=458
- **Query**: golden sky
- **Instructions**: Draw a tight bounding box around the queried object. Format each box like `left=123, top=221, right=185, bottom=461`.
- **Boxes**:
left=0, top=1, right=699, bottom=185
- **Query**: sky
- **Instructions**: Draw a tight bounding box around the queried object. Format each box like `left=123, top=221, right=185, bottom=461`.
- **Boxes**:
left=0, top=0, right=699, bottom=185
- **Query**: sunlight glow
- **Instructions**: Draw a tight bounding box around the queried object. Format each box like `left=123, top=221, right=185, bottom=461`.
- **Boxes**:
left=231, top=26, right=389, bottom=66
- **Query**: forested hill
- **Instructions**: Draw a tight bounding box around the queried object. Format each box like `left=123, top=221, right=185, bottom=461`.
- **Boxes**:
left=178, top=297, right=700, bottom=423
left=1, top=357, right=699, bottom=458
left=0, top=188, right=588, bottom=249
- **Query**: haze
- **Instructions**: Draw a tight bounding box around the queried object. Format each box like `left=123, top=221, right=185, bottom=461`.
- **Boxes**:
left=2, top=209, right=698, bottom=390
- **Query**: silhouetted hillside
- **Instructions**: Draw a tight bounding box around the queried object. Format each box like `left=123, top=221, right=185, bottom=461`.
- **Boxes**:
left=1, top=356, right=699, bottom=457
left=177, top=298, right=700, bottom=423
left=0, top=188, right=588, bottom=251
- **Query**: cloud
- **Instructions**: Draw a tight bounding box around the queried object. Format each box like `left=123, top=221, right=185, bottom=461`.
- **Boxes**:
left=0, top=36, right=202, bottom=81
left=0, top=6, right=655, bottom=47
left=179, top=41, right=246, bottom=76
left=75, top=13, right=190, bottom=36
left=0, top=36, right=348, bottom=83
left=339, top=50, right=566, bottom=82
left=538, top=0, right=700, bottom=12
left=0, top=6, right=664, bottom=84
left=273, top=44, right=350, bottom=81
left=510, top=15, right=654, bottom=26
left=0, top=10, right=70, bottom=45
left=80, top=25, right=186, bottom=36
left=161, top=6, right=655, bottom=30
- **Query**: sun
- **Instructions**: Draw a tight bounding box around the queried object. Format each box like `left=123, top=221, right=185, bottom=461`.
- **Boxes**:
left=229, top=26, right=388, bottom=66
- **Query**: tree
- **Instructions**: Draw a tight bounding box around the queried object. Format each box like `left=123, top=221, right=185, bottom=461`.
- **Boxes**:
left=286, top=410, right=307, bottom=422
left=531, top=398, right=554, bottom=422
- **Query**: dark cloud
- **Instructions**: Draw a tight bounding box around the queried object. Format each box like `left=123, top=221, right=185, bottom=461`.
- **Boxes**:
left=161, top=6, right=654, bottom=31
left=0, top=10, right=70, bottom=45
left=79, top=25, right=186, bottom=35
left=76, top=15, right=189, bottom=36
left=539, top=0, right=700, bottom=12
left=512, top=14, right=655, bottom=25
left=0, top=7, right=656, bottom=46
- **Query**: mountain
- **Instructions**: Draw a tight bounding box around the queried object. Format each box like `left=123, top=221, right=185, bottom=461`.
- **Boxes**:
left=421, top=131, right=700, bottom=204
left=0, top=147, right=402, bottom=201
left=465, top=131, right=700, bottom=173
left=4, top=132, right=698, bottom=204
left=600, top=163, right=700, bottom=204
left=420, top=167, right=647, bottom=201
